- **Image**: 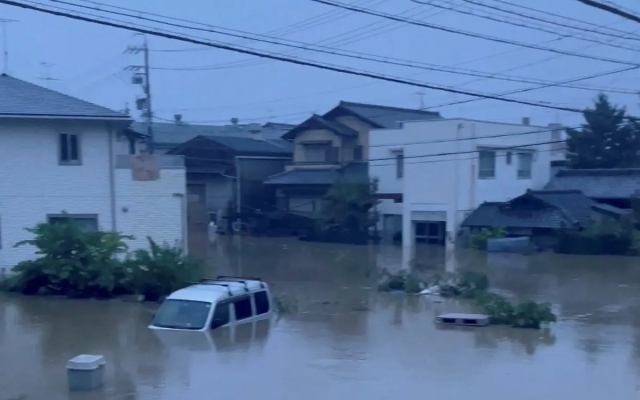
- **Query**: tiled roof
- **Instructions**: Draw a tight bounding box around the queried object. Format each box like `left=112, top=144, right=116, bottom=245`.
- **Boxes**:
left=133, top=121, right=292, bottom=146
left=544, top=168, right=640, bottom=199
left=263, top=162, right=368, bottom=185
left=0, top=73, right=128, bottom=120
left=264, top=168, right=340, bottom=185
left=200, top=135, right=292, bottom=155
left=461, top=190, right=596, bottom=229
left=282, top=114, right=358, bottom=140
left=333, top=101, right=442, bottom=128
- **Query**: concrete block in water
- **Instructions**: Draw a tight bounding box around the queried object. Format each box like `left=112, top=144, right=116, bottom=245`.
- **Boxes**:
left=66, top=354, right=105, bottom=391
left=486, top=237, right=530, bottom=254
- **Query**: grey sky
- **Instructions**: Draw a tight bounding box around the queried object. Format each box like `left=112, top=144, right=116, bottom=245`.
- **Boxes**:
left=2, top=0, right=640, bottom=129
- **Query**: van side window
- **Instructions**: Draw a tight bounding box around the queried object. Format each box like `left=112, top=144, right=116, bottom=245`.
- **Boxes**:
left=233, top=295, right=253, bottom=321
left=210, top=300, right=230, bottom=329
left=254, top=291, right=270, bottom=315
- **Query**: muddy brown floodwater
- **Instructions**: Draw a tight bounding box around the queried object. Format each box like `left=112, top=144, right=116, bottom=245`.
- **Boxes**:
left=2, top=236, right=640, bottom=400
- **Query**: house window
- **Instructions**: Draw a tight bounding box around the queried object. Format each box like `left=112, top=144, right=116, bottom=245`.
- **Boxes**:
left=478, top=150, right=496, bottom=179
left=396, top=152, right=404, bottom=179
left=506, top=151, right=512, bottom=165
left=353, top=145, right=364, bottom=161
left=518, top=152, right=533, bottom=179
left=47, top=214, right=98, bottom=232
left=59, top=133, right=81, bottom=164
left=304, top=145, right=328, bottom=163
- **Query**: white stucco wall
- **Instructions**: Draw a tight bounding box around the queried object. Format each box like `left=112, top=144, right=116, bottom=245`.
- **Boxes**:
left=369, top=118, right=553, bottom=267
left=0, top=119, right=186, bottom=271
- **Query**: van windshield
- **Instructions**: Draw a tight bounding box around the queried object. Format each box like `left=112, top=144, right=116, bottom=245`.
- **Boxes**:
left=151, top=299, right=212, bottom=330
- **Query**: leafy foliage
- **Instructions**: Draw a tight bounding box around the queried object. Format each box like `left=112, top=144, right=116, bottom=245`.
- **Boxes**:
left=471, top=227, right=506, bottom=250
left=554, top=217, right=638, bottom=255
left=4, top=216, right=202, bottom=299
left=566, top=93, right=640, bottom=169
left=379, top=269, right=557, bottom=329
left=124, top=237, right=203, bottom=301
left=321, top=178, right=379, bottom=236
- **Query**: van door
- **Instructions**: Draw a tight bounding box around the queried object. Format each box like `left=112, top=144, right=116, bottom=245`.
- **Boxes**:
left=231, top=295, right=254, bottom=323
left=210, top=300, right=231, bottom=330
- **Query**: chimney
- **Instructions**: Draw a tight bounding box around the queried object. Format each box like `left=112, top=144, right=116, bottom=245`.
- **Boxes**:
left=230, top=117, right=239, bottom=125
left=174, top=114, right=182, bottom=124
left=522, top=117, right=530, bottom=126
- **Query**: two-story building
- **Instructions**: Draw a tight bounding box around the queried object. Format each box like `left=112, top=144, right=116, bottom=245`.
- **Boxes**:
left=369, top=117, right=553, bottom=266
left=0, top=73, right=187, bottom=270
left=264, top=101, right=442, bottom=213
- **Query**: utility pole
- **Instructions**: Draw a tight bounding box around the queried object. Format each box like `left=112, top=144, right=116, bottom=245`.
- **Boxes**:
left=0, top=18, right=17, bottom=74
left=125, top=35, right=154, bottom=153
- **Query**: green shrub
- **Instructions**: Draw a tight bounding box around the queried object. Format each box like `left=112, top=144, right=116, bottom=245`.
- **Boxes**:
left=377, top=270, right=425, bottom=294
left=5, top=218, right=203, bottom=300
left=7, top=220, right=131, bottom=297
left=124, top=237, right=203, bottom=301
left=471, top=227, right=506, bottom=250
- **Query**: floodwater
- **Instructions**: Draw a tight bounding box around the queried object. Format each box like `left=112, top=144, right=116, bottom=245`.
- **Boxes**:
left=2, top=236, right=640, bottom=400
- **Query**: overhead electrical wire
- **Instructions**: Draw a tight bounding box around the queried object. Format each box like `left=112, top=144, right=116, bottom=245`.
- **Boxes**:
left=575, top=0, right=640, bottom=25
left=408, top=0, right=640, bottom=51
left=309, top=0, right=640, bottom=67
left=8, top=0, right=639, bottom=122
left=491, top=0, right=640, bottom=39
left=40, top=0, right=638, bottom=96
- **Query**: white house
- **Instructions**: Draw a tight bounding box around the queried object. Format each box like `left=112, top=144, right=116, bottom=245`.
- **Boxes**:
left=0, top=73, right=186, bottom=272
left=369, top=117, right=553, bottom=267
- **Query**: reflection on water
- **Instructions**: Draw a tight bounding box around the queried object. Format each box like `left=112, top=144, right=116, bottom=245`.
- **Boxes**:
left=1, top=236, right=640, bottom=399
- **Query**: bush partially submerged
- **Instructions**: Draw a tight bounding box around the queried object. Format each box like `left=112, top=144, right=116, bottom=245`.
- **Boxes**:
left=4, top=219, right=202, bottom=299
left=378, top=269, right=556, bottom=329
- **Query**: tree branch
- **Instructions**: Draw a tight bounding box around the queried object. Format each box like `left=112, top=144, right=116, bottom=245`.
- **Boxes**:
left=576, top=0, right=640, bottom=24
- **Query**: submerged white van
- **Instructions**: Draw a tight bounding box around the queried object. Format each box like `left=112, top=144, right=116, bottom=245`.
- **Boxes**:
left=149, top=276, right=273, bottom=332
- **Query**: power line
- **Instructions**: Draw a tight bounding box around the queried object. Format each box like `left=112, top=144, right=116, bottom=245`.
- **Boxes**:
left=409, top=0, right=640, bottom=51
left=309, top=0, right=640, bottom=67
left=576, top=0, right=640, bottom=24
left=491, top=0, right=640, bottom=39
left=9, top=0, right=640, bottom=122
left=32, top=0, right=640, bottom=95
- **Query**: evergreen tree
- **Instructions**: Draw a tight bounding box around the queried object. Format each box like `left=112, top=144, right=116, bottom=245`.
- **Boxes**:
left=566, top=93, right=640, bottom=169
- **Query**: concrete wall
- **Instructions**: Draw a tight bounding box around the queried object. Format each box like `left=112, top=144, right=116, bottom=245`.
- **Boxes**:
left=0, top=119, right=186, bottom=271
left=369, top=118, right=552, bottom=267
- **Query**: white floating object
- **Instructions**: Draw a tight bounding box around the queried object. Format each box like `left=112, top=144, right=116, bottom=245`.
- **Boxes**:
left=66, top=354, right=106, bottom=391
left=436, top=313, right=489, bottom=327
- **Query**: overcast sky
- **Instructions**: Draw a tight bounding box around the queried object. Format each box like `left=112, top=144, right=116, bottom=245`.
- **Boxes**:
left=2, top=0, right=640, bottom=128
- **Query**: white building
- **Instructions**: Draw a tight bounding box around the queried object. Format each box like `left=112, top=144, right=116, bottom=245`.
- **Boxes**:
left=369, top=118, right=552, bottom=267
left=0, top=74, right=186, bottom=271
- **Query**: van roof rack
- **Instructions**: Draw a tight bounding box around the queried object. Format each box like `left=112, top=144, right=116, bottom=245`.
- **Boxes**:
left=216, top=275, right=262, bottom=281
left=215, top=275, right=265, bottom=290
left=195, top=279, right=233, bottom=296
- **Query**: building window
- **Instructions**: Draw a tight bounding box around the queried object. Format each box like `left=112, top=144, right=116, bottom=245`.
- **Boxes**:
left=353, top=145, right=363, bottom=161
left=395, top=152, right=404, bottom=179
left=59, top=133, right=81, bottom=164
left=518, top=152, right=533, bottom=179
left=478, top=150, right=496, bottom=179
left=304, top=145, right=328, bottom=163
left=47, top=214, right=98, bottom=232
left=506, top=151, right=512, bottom=165
left=254, top=291, right=271, bottom=315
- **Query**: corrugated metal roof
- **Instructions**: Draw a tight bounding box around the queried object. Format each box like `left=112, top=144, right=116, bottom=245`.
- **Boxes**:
left=0, top=73, right=128, bottom=120
left=544, top=169, right=640, bottom=199
left=335, top=101, right=442, bottom=128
